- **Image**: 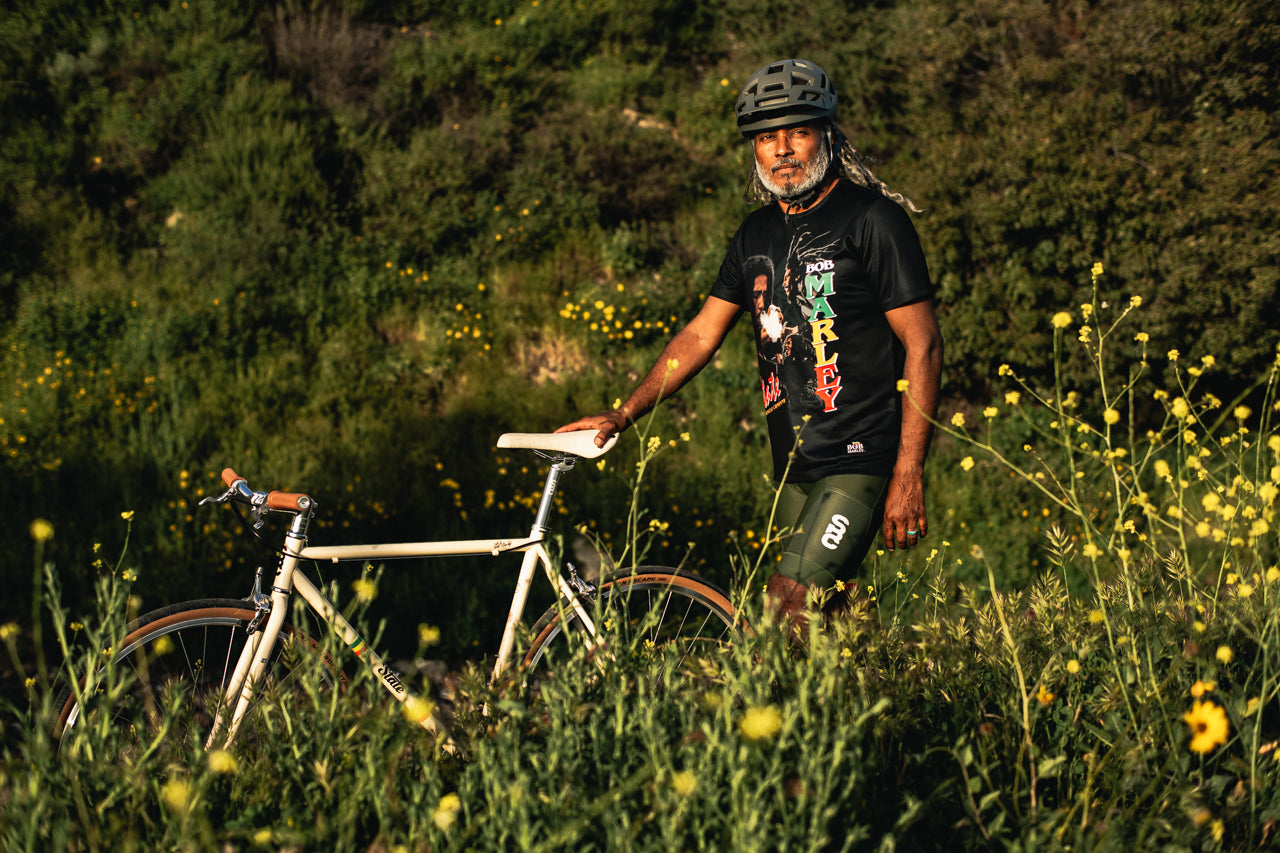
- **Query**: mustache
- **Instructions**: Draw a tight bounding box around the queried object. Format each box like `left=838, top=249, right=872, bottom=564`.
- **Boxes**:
left=771, top=158, right=803, bottom=173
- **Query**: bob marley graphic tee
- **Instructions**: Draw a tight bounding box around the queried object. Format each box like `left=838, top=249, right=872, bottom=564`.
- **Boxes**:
left=710, top=180, right=933, bottom=482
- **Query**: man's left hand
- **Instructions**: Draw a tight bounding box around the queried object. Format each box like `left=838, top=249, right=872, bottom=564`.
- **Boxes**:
left=882, top=467, right=926, bottom=551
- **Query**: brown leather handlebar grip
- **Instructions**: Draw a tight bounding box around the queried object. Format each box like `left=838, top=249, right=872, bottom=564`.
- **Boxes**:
left=266, top=491, right=311, bottom=512
left=222, top=468, right=245, bottom=488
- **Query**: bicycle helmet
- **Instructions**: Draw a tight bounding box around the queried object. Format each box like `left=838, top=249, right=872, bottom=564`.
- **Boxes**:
left=735, top=59, right=837, bottom=138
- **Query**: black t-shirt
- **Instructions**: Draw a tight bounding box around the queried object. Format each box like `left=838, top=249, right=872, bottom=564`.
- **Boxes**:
left=709, top=180, right=933, bottom=482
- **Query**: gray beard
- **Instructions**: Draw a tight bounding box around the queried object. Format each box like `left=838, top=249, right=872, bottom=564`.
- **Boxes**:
left=755, top=137, right=833, bottom=201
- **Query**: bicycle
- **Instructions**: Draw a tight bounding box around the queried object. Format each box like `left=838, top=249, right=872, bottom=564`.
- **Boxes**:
left=54, top=430, right=742, bottom=754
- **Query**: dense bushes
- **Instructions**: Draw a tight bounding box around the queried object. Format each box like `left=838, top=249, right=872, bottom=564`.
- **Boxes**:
left=2, top=0, right=1277, bottom=662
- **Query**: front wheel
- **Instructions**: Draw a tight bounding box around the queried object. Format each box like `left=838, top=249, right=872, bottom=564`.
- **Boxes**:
left=522, top=567, right=741, bottom=686
left=54, top=598, right=342, bottom=756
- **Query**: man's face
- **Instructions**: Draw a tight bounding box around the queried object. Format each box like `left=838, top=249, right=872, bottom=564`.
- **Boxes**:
left=752, top=124, right=831, bottom=200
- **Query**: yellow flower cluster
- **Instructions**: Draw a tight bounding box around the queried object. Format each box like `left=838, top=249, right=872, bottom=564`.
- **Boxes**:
left=2, top=348, right=158, bottom=467
left=444, top=294, right=493, bottom=351
left=559, top=289, right=678, bottom=343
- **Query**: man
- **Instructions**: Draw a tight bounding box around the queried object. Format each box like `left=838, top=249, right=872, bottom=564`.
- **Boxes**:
left=558, top=59, right=943, bottom=628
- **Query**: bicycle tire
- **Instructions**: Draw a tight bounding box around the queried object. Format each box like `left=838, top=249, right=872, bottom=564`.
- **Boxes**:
left=521, top=566, right=739, bottom=682
left=54, top=598, right=343, bottom=752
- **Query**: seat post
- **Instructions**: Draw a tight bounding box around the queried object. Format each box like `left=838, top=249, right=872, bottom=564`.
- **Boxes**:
left=531, top=457, right=575, bottom=534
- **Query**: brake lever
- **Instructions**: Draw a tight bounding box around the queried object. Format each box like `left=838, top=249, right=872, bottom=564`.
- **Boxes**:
left=199, top=486, right=240, bottom=508
left=198, top=482, right=268, bottom=531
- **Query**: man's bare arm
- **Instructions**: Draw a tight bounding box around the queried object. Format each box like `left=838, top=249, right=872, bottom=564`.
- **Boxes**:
left=881, top=299, right=944, bottom=550
left=557, top=296, right=741, bottom=447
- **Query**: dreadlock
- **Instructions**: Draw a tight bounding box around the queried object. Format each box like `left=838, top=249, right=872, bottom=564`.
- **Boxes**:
left=744, top=124, right=922, bottom=214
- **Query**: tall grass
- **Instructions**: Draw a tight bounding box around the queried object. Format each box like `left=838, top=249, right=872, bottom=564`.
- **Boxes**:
left=4, top=272, right=1279, bottom=850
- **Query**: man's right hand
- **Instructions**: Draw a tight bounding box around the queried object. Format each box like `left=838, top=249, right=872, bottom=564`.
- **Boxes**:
left=555, top=410, right=629, bottom=448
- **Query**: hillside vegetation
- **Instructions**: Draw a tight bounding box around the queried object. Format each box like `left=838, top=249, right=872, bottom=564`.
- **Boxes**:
left=5, top=2, right=1280, bottom=850
left=3, top=0, right=1278, bottom=654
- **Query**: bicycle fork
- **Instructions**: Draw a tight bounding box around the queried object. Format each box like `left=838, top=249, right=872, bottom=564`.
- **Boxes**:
left=207, top=523, right=304, bottom=749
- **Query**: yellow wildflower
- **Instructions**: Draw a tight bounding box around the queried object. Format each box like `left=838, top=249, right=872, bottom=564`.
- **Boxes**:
left=1051, top=311, right=1073, bottom=329
left=161, top=778, right=191, bottom=812
left=207, top=749, right=239, bottom=774
left=1190, top=680, right=1216, bottom=698
left=670, top=771, right=697, bottom=797
left=402, top=695, right=436, bottom=725
left=950, top=412, right=966, bottom=427
left=1035, top=685, right=1055, bottom=705
left=1066, top=659, right=1080, bottom=674
left=352, top=578, right=378, bottom=602
left=1103, top=408, right=1120, bottom=425
left=432, top=793, right=462, bottom=830
left=29, top=519, right=54, bottom=542
left=739, top=705, right=783, bottom=741
left=1183, top=701, right=1229, bottom=754
left=1004, top=391, right=1021, bottom=405
left=960, top=456, right=975, bottom=472
left=1216, top=645, right=1233, bottom=664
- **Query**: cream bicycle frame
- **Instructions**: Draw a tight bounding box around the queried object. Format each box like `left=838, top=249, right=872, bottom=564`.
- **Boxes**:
left=207, top=432, right=613, bottom=750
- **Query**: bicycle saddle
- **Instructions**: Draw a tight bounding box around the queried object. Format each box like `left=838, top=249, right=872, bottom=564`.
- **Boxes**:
left=496, top=429, right=618, bottom=459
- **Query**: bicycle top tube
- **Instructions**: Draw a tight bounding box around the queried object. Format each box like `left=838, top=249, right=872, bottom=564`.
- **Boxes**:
left=496, top=429, right=617, bottom=459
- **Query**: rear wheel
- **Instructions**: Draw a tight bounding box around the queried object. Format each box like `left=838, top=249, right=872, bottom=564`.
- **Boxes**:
left=522, top=567, right=739, bottom=688
left=54, top=598, right=342, bottom=755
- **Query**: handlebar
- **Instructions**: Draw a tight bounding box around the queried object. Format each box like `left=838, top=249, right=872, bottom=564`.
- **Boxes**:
left=204, top=468, right=313, bottom=514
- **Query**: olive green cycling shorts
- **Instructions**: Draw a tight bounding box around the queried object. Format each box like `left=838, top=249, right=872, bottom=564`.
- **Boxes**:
left=772, top=473, right=890, bottom=589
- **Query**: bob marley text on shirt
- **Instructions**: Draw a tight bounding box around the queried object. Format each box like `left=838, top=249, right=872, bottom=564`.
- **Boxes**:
left=747, top=222, right=845, bottom=420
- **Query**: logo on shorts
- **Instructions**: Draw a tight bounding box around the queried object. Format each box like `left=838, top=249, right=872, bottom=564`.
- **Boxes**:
left=821, top=514, right=850, bottom=550
left=846, top=441, right=865, bottom=454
